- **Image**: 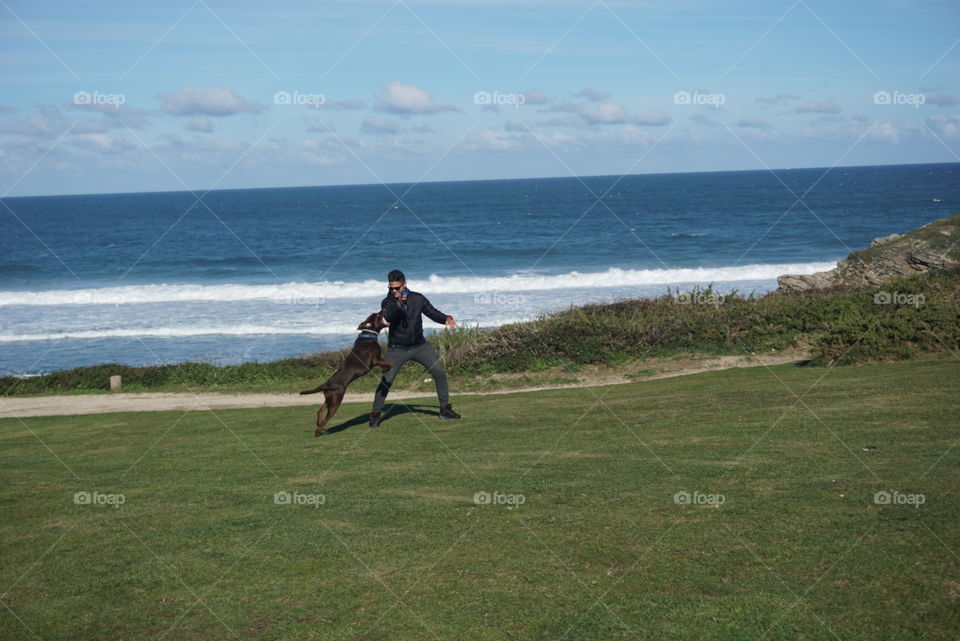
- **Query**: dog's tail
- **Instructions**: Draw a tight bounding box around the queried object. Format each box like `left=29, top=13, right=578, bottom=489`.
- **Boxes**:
left=299, top=384, right=330, bottom=395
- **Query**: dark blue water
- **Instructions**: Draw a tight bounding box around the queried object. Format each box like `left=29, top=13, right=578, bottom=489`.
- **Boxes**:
left=1, top=163, right=957, bottom=375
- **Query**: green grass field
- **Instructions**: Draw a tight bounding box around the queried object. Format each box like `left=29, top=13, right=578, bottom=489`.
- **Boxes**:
left=1, top=359, right=958, bottom=640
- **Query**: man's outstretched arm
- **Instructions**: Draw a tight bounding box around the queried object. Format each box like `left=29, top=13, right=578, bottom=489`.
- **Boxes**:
left=422, top=296, right=457, bottom=329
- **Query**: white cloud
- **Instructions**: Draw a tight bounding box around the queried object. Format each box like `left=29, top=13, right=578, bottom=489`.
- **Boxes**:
left=305, top=120, right=336, bottom=134
left=521, top=89, right=549, bottom=105
left=811, top=120, right=924, bottom=144
left=549, top=101, right=670, bottom=127
left=581, top=102, right=630, bottom=124
left=298, top=139, right=349, bottom=165
left=374, top=80, right=460, bottom=116
left=800, top=118, right=869, bottom=140
left=157, top=86, right=265, bottom=117
left=321, top=98, right=367, bottom=111
left=154, top=134, right=246, bottom=156
left=866, top=121, right=901, bottom=143
left=573, top=88, right=610, bottom=102
left=72, top=119, right=110, bottom=134
left=689, top=113, right=720, bottom=127
left=542, top=100, right=669, bottom=128
left=737, top=117, right=769, bottom=129
left=755, top=93, right=800, bottom=106
left=632, top=111, right=671, bottom=126
left=466, top=129, right=524, bottom=151
left=72, top=102, right=151, bottom=129
left=362, top=116, right=401, bottom=135
left=794, top=99, right=841, bottom=114
left=186, top=117, right=213, bottom=133
left=71, top=133, right=134, bottom=154
left=533, top=131, right=585, bottom=151
left=71, top=101, right=135, bottom=116
left=618, top=125, right=658, bottom=146
left=927, top=94, right=958, bottom=108
left=539, top=115, right=592, bottom=129
left=376, top=137, right=437, bottom=158
left=926, top=115, right=960, bottom=138
left=0, top=114, right=58, bottom=136
left=542, top=101, right=583, bottom=114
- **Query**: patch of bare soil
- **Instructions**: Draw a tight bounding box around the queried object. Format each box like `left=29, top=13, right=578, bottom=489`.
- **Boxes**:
left=0, top=351, right=810, bottom=418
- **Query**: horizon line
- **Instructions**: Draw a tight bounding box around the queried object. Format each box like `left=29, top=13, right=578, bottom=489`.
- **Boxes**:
left=2, top=159, right=957, bottom=200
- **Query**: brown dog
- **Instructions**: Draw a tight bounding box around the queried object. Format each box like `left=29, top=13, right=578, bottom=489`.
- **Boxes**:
left=300, top=311, right=393, bottom=435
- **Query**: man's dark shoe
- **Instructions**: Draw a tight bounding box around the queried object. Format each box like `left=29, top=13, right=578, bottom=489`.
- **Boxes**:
left=438, top=404, right=461, bottom=420
left=369, top=410, right=382, bottom=428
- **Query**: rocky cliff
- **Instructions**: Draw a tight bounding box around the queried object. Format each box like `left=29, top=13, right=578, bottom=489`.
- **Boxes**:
left=777, top=213, right=960, bottom=292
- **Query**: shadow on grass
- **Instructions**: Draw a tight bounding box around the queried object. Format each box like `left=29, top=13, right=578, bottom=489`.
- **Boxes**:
left=321, top=402, right=440, bottom=435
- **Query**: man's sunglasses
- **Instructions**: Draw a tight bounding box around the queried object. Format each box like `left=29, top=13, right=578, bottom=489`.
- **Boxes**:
left=388, top=285, right=406, bottom=291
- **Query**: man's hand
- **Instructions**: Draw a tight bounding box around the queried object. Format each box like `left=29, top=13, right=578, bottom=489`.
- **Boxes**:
left=445, top=316, right=458, bottom=330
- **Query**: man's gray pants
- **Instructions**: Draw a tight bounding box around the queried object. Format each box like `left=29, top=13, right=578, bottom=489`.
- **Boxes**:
left=372, top=341, right=449, bottom=411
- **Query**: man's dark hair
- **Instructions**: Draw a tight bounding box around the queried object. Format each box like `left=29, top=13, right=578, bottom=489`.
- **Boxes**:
left=388, top=269, right=406, bottom=282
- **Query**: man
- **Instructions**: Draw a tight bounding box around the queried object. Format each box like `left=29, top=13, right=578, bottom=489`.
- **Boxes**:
left=370, top=269, right=461, bottom=427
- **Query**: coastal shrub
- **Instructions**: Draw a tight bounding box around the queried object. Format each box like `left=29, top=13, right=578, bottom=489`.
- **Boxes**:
left=810, top=269, right=960, bottom=365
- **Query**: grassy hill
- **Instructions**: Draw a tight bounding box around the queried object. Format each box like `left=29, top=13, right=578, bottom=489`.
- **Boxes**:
left=1, top=359, right=957, bottom=640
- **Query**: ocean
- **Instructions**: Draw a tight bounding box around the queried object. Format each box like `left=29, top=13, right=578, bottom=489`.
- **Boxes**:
left=1, top=162, right=957, bottom=376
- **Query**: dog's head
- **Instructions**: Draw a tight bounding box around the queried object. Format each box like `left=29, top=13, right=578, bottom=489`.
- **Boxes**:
left=357, top=310, right=389, bottom=333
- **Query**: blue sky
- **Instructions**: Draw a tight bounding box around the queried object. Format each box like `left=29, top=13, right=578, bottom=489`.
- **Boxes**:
left=1, top=0, right=958, bottom=196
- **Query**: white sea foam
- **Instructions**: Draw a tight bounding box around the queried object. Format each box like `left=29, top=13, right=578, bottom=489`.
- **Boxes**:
left=0, top=324, right=361, bottom=342
left=0, top=317, right=536, bottom=343
left=0, top=262, right=835, bottom=307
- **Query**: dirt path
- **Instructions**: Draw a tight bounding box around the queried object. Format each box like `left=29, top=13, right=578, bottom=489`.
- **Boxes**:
left=0, top=353, right=807, bottom=419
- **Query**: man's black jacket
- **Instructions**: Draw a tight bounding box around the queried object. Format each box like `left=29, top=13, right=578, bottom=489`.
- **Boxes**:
left=380, top=291, right=450, bottom=347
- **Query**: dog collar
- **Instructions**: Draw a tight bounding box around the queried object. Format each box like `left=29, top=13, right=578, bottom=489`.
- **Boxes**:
left=357, top=330, right=379, bottom=339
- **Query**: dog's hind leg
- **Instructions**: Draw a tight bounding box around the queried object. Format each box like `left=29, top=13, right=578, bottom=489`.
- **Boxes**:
left=315, top=391, right=344, bottom=436
left=315, top=391, right=345, bottom=436
left=314, top=402, right=328, bottom=430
